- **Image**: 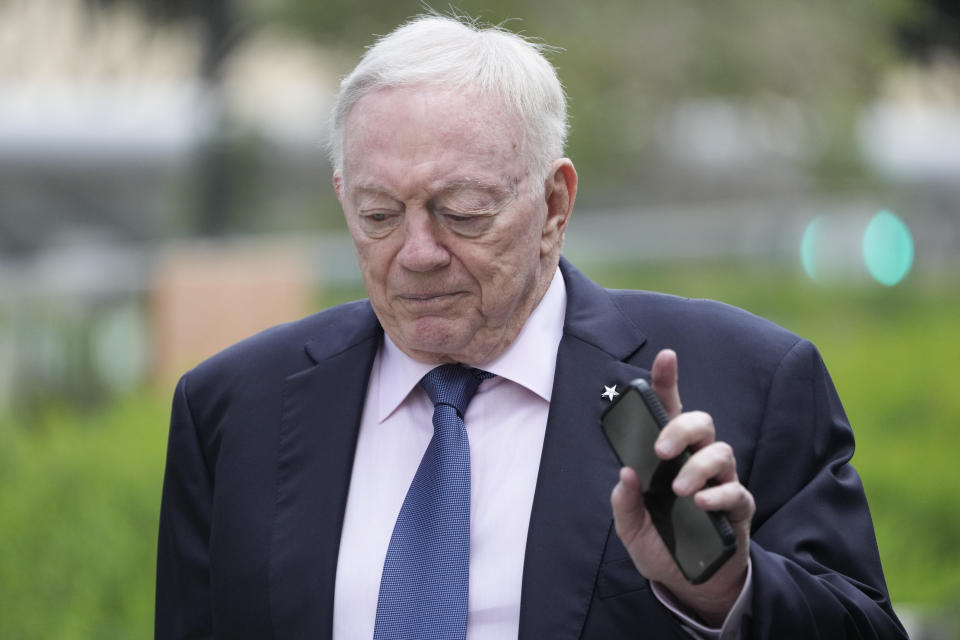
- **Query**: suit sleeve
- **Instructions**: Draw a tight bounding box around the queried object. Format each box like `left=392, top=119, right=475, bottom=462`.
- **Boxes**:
left=156, top=374, right=214, bottom=639
left=742, top=339, right=906, bottom=639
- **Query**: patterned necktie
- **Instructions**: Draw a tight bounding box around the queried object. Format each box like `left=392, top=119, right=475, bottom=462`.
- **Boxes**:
left=373, top=364, right=493, bottom=640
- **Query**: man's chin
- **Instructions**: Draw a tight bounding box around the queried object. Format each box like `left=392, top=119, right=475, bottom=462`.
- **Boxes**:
left=392, top=320, right=480, bottom=364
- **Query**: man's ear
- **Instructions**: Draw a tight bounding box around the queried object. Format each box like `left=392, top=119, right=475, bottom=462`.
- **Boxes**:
left=541, top=159, right=577, bottom=257
left=333, top=171, right=343, bottom=203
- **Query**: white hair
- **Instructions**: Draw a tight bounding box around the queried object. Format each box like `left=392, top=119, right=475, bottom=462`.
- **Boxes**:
left=328, top=13, right=568, bottom=189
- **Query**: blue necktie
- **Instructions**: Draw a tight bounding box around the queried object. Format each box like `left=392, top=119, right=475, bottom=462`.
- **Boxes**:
left=373, top=364, right=493, bottom=640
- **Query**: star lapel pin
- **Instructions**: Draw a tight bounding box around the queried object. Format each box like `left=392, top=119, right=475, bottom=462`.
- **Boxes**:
left=601, top=385, right=619, bottom=401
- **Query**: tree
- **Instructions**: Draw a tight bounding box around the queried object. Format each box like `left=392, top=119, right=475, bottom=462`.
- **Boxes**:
left=86, top=0, right=247, bottom=234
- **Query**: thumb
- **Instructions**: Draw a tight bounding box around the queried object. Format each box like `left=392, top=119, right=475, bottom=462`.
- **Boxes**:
left=651, top=348, right=683, bottom=419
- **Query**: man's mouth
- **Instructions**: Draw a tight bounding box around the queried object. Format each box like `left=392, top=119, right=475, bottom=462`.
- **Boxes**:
left=401, top=292, right=456, bottom=300
left=396, top=291, right=468, bottom=309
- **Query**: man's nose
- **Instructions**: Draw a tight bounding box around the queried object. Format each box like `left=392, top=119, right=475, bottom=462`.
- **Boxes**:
left=396, top=210, right=451, bottom=272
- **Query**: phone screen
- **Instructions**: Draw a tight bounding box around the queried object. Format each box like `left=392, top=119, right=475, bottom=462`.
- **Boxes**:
left=601, top=388, right=663, bottom=488
left=601, top=381, right=736, bottom=584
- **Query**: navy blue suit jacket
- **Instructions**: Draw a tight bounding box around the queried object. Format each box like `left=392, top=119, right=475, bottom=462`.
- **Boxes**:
left=156, top=258, right=906, bottom=639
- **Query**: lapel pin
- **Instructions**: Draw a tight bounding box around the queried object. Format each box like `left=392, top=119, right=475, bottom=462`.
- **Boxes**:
left=601, top=385, right=619, bottom=401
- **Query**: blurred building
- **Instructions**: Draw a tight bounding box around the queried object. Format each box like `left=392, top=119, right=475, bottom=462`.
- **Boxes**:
left=0, top=0, right=334, bottom=253
left=0, top=0, right=337, bottom=407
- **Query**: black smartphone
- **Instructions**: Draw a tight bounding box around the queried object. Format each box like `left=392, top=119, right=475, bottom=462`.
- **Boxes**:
left=601, top=378, right=736, bottom=584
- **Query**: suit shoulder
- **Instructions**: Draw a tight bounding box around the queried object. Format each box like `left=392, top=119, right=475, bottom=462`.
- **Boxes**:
left=608, top=288, right=803, bottom=356
left=185, top=299, right=379, bottom=390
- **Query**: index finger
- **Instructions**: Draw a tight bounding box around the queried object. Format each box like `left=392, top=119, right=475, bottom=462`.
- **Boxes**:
left=651, top=348, right=683, bottom=419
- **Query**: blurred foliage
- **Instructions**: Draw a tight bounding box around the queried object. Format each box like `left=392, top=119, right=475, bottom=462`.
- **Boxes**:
left=257, top=0, right=914, bottom=192
left=0, top=392, right=169, bottom=639
left=897, top=0, right=960, bottom=59
left=1, top=265, right=959, bottom=637
left=85, top=0, right=201, bottom=23
left=90, top=0, right=921, bottom=195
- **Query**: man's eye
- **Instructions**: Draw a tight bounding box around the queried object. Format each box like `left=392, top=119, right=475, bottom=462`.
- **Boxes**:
left=442, top=212, right=481, bottom=229
left=439, top=211, right=494, bottom=236
left=362, top=212, right=397, bottom=223
left=358, top=211, right=400, bottom=236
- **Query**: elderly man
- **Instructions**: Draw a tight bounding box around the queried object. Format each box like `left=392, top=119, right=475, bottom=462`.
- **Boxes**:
left=156, top=14, right=906, bottom=640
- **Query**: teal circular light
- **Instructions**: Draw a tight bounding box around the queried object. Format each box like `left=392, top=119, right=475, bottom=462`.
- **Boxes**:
left=862, top=210, right=914, bottom=286
left=800, top=216, right=823, bottom=281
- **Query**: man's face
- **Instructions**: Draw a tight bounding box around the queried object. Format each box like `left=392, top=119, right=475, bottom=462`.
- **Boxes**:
left=335, top=85, right=570, bottom=365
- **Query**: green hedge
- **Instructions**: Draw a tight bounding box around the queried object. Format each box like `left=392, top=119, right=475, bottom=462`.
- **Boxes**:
left=0, top=393, right=169, bottom=639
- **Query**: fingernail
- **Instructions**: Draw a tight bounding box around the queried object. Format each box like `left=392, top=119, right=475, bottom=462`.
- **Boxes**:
left=656, top=438, right=674, bottom=457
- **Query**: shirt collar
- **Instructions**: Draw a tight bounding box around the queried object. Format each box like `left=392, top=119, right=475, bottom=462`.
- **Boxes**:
left=375, top=268, right=567, bottom=422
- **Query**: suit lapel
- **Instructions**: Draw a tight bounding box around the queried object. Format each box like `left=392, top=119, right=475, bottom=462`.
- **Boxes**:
left=518, top=259, right=651, bottom=640
left=269, top=303, right=381, bottom=640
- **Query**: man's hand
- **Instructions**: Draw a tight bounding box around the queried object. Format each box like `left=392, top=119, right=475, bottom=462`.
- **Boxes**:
left=610, top=349, right=755, bottom=627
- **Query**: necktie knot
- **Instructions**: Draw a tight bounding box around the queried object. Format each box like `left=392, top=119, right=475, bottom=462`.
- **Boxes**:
left=420, top=364, right=493, bottom=418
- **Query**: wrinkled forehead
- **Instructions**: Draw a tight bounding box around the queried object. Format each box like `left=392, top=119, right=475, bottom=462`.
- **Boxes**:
left=340, top=85, right=528, bottom=176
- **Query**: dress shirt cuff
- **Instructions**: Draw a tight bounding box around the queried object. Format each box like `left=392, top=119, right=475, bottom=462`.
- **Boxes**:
left=650, top=559, right=753, bottom=640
